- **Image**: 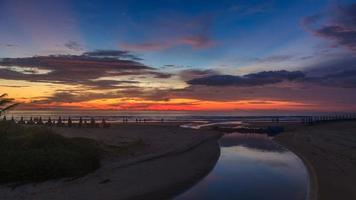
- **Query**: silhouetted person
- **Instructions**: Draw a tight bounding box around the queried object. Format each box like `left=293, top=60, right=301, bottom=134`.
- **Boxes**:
left=90, top=117, right=96, bottom=127
left=46, top=117, right=52, bottom=126
left=2, top=116, right=6, bottom=121
left=101, top=118, right=110, bottom=128
left=19, top=116, right=25, bottom=124
left=37, top=117, right=43, bottom=125
left=78, top=117, right=83, bottom=127
left=57, top=117, right=63, bottom=126
left=27, top=117, right=34, bottom=125
left=68, top=117, right=72, bottom=127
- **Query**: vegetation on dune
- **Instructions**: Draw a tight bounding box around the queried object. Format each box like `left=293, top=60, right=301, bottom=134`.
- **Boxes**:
left=0, top=121, right=102, bottom=184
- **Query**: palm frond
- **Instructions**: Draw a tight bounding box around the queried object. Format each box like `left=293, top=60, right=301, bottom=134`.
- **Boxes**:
left=0, top=93, right=8, bottom=98
left=0, top=103, right=19, bottom=114
left=0, top=98, right=13, bottom=107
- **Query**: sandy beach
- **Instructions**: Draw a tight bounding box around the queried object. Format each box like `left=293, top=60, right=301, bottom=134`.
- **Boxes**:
left=0, top=123, right=221, bottom=200
left=1, top=120, right=355, bottom=200
left=275, top=121, right=356, bottom=200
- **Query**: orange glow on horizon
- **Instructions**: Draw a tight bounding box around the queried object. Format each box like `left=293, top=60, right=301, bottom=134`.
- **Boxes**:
left=16, top=97, right=316, bottom=111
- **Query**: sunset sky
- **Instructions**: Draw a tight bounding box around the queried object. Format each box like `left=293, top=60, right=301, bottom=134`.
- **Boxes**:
left=1, top=0, right=356, bottom=112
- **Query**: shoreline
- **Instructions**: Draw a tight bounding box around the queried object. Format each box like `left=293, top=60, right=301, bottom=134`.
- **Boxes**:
left=274, top=121, right=356, bottom=200
left=127, top=139, right=221, bottom=200
left=0, top=124, right=222, bottom=200
left=274, top=138, right=319, bottom=200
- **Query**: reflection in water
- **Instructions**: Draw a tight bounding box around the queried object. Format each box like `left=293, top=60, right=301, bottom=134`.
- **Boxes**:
left=219, top=133, right=285, bottom=152
left=175, top=133, right=308, bottom=200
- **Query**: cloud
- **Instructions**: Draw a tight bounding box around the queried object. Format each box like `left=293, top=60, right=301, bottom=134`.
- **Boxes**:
left=307, top=70, right=356, bottom=88
left=121, top=42, right=170, bottom=51
left=171, top=82, right=356, bottom=109
left=179, top=69, right=220, bottom=81
left=121, top=36, right=214, bottom=51
left=255, top=55, right=294, bottom=63
left=178, top=35, right=214, bottom=49
left=32, top=86, right=172, bottom=105
left=0, top=43, right=17, bottom=48
left=160, top=64, right=190, bottom=69
left=0, top=84, right=28, bottom=88
left=300, top=14, right=323, bottom=27
left=64, top=41, right=84, bottom=51
left=187, top=66, right=356, bottom=88
left=0, top=50, right=171, bottom=89
left=83, top=50, right=143, bottom=61
left=20, top=66, right=356, bottom=111
left=302, top=4, right=356, bottom=54
left=120, top=14, right=215, bottom=51
left=303, top=56, right=356, bottom=76
left=187, top=70, right=305, bottom=86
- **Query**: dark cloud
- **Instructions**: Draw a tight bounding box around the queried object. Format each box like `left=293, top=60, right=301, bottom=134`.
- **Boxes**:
left=303, top=56, right=356, bottom=76
left=24, top=66, right=356, bottom=110
left=0, top=51, right=171, bottom=89
left=179, top=69, right=220, bottom=81
left=0, top=43, right=17, bottom=48
left=0, top=85, right=28, bottom=88
left=83, top=50, right=143, bottom=61
left=307, top=70, right=356, bottom=88
left=64, top=41, right=84, bottom=51
left=187, top=70, right=305, bottom=86
left=187, top=66, right=356, bottom=88
left=171, top=82, right=356, bottom=107
left=34, top=87, right=172, bottom=104
left=302, top=4, right=356, bottom=54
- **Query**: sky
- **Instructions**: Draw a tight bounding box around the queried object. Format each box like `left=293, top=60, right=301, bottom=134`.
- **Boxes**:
left=0, top=0, right=356, bottom=113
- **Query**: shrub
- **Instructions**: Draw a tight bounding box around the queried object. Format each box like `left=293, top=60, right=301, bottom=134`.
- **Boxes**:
left=0, top=121, right=102, bottom=184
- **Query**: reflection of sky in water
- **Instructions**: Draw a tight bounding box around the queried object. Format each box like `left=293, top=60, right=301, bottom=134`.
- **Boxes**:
left=175, top=133, right=308, bottom=200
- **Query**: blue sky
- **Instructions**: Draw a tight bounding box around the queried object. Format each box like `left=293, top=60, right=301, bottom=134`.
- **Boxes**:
left=0, top=0, right=348, bottom=69
left=0, top=0, right=356, bottom=112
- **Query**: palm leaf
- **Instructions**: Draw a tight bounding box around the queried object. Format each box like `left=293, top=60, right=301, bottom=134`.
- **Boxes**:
left=0, top=99, right=12, bottom=107
left=0, top=98, right=13, bottom=107
left=0, top=103, right=19, bottom=114
left=0, top=93, right=8, bottom=98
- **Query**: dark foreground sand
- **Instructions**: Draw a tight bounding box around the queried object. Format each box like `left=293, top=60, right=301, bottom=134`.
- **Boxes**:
left=275, top=121, right=356, bottom=200
left=0, top=123, right=221, bottom=200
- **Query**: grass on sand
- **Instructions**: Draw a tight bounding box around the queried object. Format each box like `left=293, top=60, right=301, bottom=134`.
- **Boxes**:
left=0, top=121, right=102, bottom=184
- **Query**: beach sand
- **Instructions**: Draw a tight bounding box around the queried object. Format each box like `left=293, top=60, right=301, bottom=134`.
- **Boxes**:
left=0, top=123, right=221, bottom=200
left=275, top=121, right=356, bottom=200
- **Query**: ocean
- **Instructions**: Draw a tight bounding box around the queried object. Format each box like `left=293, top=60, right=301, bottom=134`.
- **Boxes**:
left=3, top=110, right=308, bottom=123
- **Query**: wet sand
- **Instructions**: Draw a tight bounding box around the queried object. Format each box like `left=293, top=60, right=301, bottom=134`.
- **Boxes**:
left=275, top=121, right=356, bottom=200
left=0, top=123, right=221, bottom=200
